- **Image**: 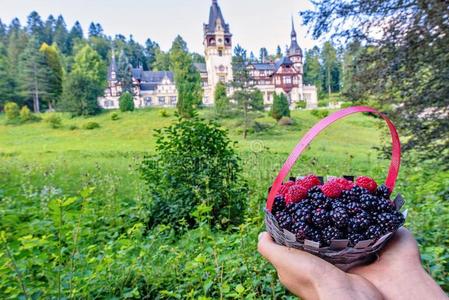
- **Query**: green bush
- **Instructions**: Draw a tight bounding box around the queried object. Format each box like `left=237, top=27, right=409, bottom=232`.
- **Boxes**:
left=68, top=124, right=78, bottom=130
left=318, top=100, right=328, bottom=107
left=4, top=102, right=20, bottom=120
left=278, top=116, right=294, bottom=126
left=82, top=122, right=100, bottom=130
left=140, top=117, right=248, bottom=230
left=311, top=109, right=330, bottom=119
left=119, top=92, right=135, bottom=112
left=295, top=101, right=307, bottom=109
left=270, top=93, right=290, bottom=121
left=111, top=112, right=120, bottom=121
left=45, top=114, right=62, bottom=129
left=159, top=109, right=170, bottom=117
left=341, top=101, right=353, bottom=108
left=19, top=106, right=32, bottom=122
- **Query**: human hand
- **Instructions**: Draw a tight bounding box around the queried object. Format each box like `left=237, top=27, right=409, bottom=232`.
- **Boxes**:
left=258, top=228, right=447, bottom=300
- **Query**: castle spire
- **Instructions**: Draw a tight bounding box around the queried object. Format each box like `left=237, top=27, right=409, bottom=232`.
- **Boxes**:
left=291, top=15, right=297, bottom=39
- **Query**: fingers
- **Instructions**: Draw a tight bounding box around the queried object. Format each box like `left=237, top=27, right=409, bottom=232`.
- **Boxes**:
left=257, top=232, right=286, bottom=267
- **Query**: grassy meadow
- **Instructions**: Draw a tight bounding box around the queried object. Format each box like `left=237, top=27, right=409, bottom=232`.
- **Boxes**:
left=1, top=108, right=447, bottom=298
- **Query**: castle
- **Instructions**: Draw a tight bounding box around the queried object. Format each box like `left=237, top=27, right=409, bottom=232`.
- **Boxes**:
left=99, top=0, right=317, bottom=109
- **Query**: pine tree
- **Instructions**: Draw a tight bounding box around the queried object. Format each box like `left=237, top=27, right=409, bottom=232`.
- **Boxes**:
left=145, top=38, right=159, bottom=70
left=259, top=47, right=268, bottom=62
left=249, top=51, right=256, bottom=62
left=18, top=36, right=51, bottom=112
left=26, top=11, right=45, bottom=44
left=40, top=43, right=63, bottom=109
left=169, top=35, right=202, bottom=118
left=153, top=48, right=170, bottom=71
left=214, top=81, right=229, bottom=116
left=7, top=18, right=28, bottom=76
left=271, top=92, right=290, bottom=121
left=44, top=15, right=55, bottom=44
left=117, top=50, right=132, bottom=93
left=67, top=21, right=83, bottom=54
left=303, top=46, right=322, bottom=93
left=0, top=19, right=6, bottom=44
left=119, top=91, right=134, bottom=112
left=321, top=41, right=339, bottom=97
left=53, top=15, right=68, bottom=53
left=0, top=43, right=16, bottom=109
left=276, top=45, right=282, bottom=58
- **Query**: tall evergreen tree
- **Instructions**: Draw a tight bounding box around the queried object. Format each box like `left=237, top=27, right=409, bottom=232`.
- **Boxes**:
left=271, top=92, right=290, bottom=121
left=18, top=36, right=51, bottom=112
left=53, top=15, right=69, bottom=54
left=259, top=47, right=268, bottom=62
left=117, top=50, right=133, bottom=93
left=40, top=43, right=63, bottom=109
left=249, top=51, right=256, bottom=62
left=0, top=19, right=7, bottom=44
left=276, top=45, right=282, bottom=58
left=303, top=46, right=322, bottom=92
left=320, top=41, right=338, bottom=97
left=89, top=35, right=111, bottom=61
left=7, top=18, right=28, bottom=75
left=145, top=38, right=159, bottom=70
left=125, top=35, right=146, bottom=69
left=43, top=14, right=55, bottom=44
left=153, top=48, right=170, bottom=71
left=214, top=81, right=229, bottom=116
left=169, top=35, right=202, bottom=118
left=67, top=21, right=83, bottom=54
left=0, top=43, right=16, bottom=108
left=60, top=72, right=102, bottom=115
left=26, top=11, right=45, bottom=43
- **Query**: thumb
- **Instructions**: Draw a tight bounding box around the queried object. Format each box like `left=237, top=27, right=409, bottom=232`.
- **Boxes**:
left=257, top=232, right=289, bottom=267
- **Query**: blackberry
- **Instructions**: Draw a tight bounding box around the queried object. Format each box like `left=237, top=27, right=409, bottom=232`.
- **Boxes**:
left=315, top=198, right=332, bottom=210
left=272, top=196, right=286, bottom=215
left=341, top=189, right=357, bottom=203
left=311, top=208, right=331, bottom=228
left=286, top=202, right=300, bottom=214
left=351, top=186, right=370, bottom=196
left=275, top=211, right=292, bottom=230
left=292, top=204, right=313, bottom=223
left=346, top=201, right=362, bottom=215
left=360, top=194, right=377, bottom=211
left=348, top=233, right=365, bottom=246
left=376, top=212, right=400, bottom=232
left=348, top=211, right=371, bottom=232
left=366, top=225, right=383, bottom=240
left=291, top=221, right=313, bottom=240
left=305, top=227, right=321, bottom=243
left=321, top=226, right=343, bottom=246
left=330, top=207, right=349, bottom=228
left=376, top=184, right=391, bottom=199
left=331, top=200, right=346, bottom=209
left=308, top=187, right=326, bottom=201
left=374, top=198, right=395, bottom=213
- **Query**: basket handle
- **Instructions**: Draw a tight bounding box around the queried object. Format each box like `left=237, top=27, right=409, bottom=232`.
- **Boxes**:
left=266, top=106, right=401, bottom=212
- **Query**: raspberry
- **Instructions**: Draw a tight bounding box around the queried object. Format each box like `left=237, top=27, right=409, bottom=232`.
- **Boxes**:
left=297, top=175, right=321, bottom=190
left=355, top=176, right=378, bottom=193
left=331, top=178, right=354, bottom=190
left=278, top=181, right=294, bottom=195
left=285, top=185, right=307, bottom=205
left=321, top=182, right=342, bottom=198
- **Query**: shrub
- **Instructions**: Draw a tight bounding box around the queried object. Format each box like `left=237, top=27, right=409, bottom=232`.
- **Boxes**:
left=278, top=116, right=294, bottom=126
left=311, top=109, right=329, bottom=119
left=119, top=92, right=135, bottom=112
left=45, top=114, right=62, bottom=129
left=4, top=102, right=20, bottom=120
left=19, top=106, right=32, bottom=122
left=159, top=109, right=170, bottom=117
left=252, top=121, right=271, bottom=132
left=82, top=122, right=100, bottom=130
left=68, top=124, right=78, bottom=130
left=295, top=101, right=306, bottom=109
left=341, top=101, right=353, bottom=108
left=140, top=117, right=248, bottom=230
left=318, top=100, right=328, bottom=107
left=271, top=93, right=290, bottom=121
left=111, top=112, right=120, bottom=121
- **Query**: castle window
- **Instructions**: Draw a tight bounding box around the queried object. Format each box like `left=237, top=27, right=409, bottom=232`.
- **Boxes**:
left=144, top=97, right=152, bottom=106
left=158, top=96, right=165, bottom=104
left=209, top=38, right=216, bottom=45
left=218, top=50, right=223, bottom=56
left=219, top=76, right=225, bottom=82
left=225, top=38, right=230, bottom=44
left=170, top=96, right=177, bottom=104
left=284, top=76, right=292, bottom=84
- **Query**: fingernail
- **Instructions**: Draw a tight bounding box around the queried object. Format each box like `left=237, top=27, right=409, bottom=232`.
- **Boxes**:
left=258, top=232, right=264, bottom=241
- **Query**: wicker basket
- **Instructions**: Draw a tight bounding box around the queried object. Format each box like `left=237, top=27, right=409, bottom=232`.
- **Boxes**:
left=264, top=106, right=407, bottom=271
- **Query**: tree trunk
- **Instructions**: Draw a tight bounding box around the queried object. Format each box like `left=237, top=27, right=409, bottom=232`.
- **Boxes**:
left=327, top=66, right=332, bottom=98
left=32, top=61, right=40, bottom=113
left=243, top=103, right=248, bottom=139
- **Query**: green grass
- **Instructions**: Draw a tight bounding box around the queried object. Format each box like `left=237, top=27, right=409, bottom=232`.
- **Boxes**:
left=1, top=108, right=447, bottom=298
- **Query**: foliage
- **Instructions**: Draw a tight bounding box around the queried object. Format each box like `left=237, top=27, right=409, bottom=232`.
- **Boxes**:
left=303, top=46, right=321, bottom=92
left=169, top=35, right=203, bottom=118
left=159, top=109, right=170, bottom=118
left=0, top=44, right=16, bottom=108
left=71, top=44, right=106, bottom=89
left=341, top=101, right=353, bottom=108
left=111, top=112, right=119, bottom=121
left=19, top=106, right=32, bottom=122
left=119, top=92, right=134, bottom=112
left=60, top=72, right=102, bottom=116
left=39, top=42, right=63, bottom=109
left=320, top=41, right=341, bottom=96
left=214, top=81, right=229, bottom=116
left=140, top=117, right=248, bottom=230
left=311, top=109, right=329, bottom=118
left=318, top=99, right=328, bottom=107
left=271, top=92, right=290, bottom=121
left=82, top=121, right=100, bottom=130
left=68, top=124, right=78, bottom=130
left=4, top=101, right=20, bottom=120
left=295, top=101, right=306, bottom=109
left=302, top=0, right=449, bottom=165
left=117, top=50, right=133, bottom=93
left=278, top=116, right=294, bottom=126
left=45, top=114, right=62, bottom=128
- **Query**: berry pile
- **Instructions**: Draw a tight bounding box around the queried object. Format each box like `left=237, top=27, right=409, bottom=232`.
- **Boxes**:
left=272, top=175, right=404, bottom=247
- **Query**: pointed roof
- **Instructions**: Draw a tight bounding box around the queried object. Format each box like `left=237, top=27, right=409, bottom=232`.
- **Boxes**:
left=204, top=0, right=230, bottom=34
left=107, top=50, right=118, bottom=81
left=288, top=17, right=302, bottom=57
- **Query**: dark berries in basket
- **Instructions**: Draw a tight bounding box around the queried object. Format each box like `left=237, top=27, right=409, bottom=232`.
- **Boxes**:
left=322, top=226, right=344, bottom=245
left=321, top=181, right=342, bottom=198
left=312, top=208, right=331, bottom=228
left=271, top=174, right=404, bottom=248
left=355, top=176, right=378, bottom=193
left=330, top=207, right=349, bottom=228
left=376, top=184, right=391, bottom=199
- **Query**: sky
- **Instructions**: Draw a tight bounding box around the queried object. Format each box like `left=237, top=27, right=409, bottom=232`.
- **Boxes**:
left=0, top=0, right=322, bottom=55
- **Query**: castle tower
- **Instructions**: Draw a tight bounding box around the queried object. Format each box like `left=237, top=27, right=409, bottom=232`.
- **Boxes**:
left=203, top=0, right=233, bottom=104
left=287, top=17, right=303, bottom=75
